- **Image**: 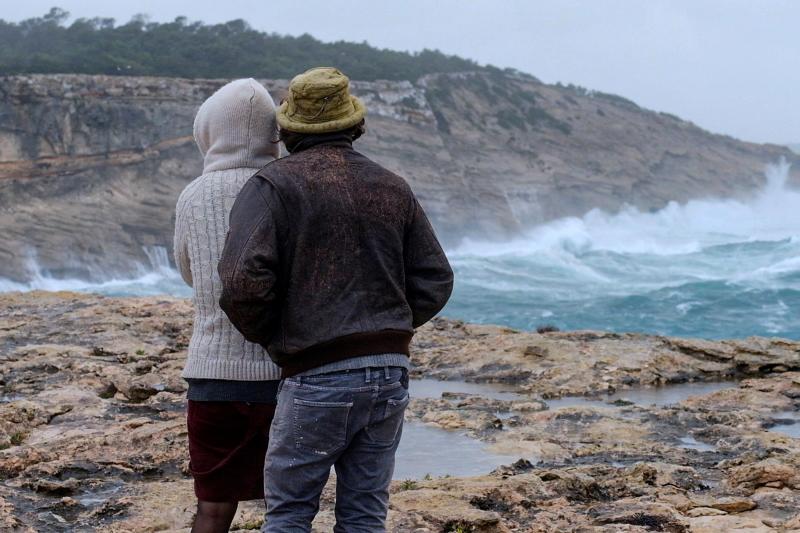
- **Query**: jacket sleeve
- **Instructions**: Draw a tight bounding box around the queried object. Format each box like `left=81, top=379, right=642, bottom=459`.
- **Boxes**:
left=404, top=196, right=454, bottom=328
left=173, top=195, right=193, bottom=287
left=218, top=179, right=282, bottom=348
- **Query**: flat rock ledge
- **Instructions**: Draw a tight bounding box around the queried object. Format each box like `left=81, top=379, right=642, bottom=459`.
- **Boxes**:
left=1, top=291, right=799, bottom=532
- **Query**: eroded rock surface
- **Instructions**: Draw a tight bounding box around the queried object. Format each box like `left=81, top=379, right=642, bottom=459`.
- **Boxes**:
left=1, top=291, right=799, bottom=532
left=2, top=73, right=798, bottom=281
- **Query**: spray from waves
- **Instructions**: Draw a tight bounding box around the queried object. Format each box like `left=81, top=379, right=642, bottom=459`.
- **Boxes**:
left=445, top=161, right=800, bottom=339
left=452, top=161, right=798, bottom=258
left=0, top=246, right=191, bottom=297
left=1, top=162, right=798, bottom=339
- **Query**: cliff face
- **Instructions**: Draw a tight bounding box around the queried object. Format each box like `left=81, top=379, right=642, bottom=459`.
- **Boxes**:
left=0, top=73, right=797, bottom=281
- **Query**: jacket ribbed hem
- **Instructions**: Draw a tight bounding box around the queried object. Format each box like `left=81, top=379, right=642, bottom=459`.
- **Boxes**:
left=181, top=357, right=282, bottom=381
left=279, top=330, right=412, bottom=378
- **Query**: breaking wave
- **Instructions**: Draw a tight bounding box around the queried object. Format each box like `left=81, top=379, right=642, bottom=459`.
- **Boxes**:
left=2, top=161, right=798, bottom=339
left=445, top=161, right=800, bottom=339
left=0, top=247, right=191, bottom=298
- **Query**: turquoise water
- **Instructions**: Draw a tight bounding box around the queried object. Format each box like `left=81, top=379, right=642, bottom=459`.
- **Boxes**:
left=444, top=162, right=800, bottom=339
left=445, top=239, right=800, bottom=339
left=3, top=163, right=798, bottom=340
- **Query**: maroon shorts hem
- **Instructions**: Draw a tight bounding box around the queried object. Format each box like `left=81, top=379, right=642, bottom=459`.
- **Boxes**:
left=187, top=400, right=276, bottom=502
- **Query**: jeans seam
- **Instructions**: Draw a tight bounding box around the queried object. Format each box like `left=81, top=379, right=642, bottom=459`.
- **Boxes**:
left=285, top=381, right=380, bottom=392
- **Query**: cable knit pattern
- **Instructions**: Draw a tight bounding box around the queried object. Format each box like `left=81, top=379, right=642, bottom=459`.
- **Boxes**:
left=175, top=79, right=282, bottom=381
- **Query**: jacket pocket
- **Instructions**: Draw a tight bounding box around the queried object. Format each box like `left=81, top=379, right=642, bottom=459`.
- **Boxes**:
left=366, top=392, right=410, bottom=445
left=293, top=399, right=352, bottom=456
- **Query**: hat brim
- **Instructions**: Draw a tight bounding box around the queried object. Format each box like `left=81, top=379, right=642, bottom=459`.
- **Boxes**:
left=276, top=96, right=366, bottom=134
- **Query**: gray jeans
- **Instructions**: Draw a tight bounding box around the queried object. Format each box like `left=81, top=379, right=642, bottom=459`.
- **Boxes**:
left=263, top=366, right=409, bottom=533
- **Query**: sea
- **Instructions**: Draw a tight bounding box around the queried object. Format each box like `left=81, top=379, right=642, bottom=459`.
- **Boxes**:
left=2, top=162, right=798, bottom=340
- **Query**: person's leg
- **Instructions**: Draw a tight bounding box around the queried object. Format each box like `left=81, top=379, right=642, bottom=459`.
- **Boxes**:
left=192, top=501, right=238, bottom=533
left=333, top=368, right=409, bottom=533
left=188, top=401, right=275, bottom=532
left=263, top=377, right=363, bottom=532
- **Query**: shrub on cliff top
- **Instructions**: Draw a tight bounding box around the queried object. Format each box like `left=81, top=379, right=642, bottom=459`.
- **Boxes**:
left=0, top=8, right=486, bottom=81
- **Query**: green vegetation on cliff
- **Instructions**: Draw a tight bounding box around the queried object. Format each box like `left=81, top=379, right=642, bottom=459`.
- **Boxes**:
left=0, top=8, right=486, bottom=81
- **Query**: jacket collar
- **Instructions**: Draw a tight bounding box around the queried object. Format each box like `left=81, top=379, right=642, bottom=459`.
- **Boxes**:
left=285, top=132, right=353, bottom=154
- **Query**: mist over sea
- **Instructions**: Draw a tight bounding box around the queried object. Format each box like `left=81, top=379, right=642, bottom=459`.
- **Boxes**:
left=3, top=162, right=798, bottom=340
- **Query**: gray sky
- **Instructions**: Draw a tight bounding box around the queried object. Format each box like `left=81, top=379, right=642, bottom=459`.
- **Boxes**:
left=5, top=1, right=799, bottom=145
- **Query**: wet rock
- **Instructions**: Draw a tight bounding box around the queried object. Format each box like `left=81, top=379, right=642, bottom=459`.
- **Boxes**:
left=589, top=500, right=689, bottom=532
left=523, top=345, right=549, bottom=357
left=784, top=513, right=800, bottom=529
left=685, top=506, right=727, bottom=517
left=690, top=495, right=757, bottom=514
left=27, top=478, right=81, bottom=496
left=539, top=470, right=609, bottom=502
left=391, top=489, right=509, bottom=533
left=2, top=291, right=800, bottom=531
left=0, top=495, right=29, bottom=532
left=727, top=460, right=800, bottom=492
left=688, top=515, right=777, bottom=532
left=114, top=374, right=167, bottom=403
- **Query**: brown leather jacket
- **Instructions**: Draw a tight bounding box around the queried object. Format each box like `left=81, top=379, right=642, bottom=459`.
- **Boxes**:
left=218, top=138, right=453, bottom=376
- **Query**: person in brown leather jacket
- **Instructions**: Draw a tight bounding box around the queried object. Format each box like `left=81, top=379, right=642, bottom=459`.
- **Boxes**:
left=218, top=67, right=453, bottom=532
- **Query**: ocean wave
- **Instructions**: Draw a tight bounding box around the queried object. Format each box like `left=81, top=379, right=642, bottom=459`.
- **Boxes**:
left=0, top=247, right=191, bottom=297
left=1, top=162, right=798, bottom=339
left=444, top=161, right=800, bottom=338
left=451, top=160, right=798, bottom=258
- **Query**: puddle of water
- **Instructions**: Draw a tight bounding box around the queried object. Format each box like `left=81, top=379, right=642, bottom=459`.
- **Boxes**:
left=771, top=424, right=799, bottom=438
left=545, top=397, right=611, bottom=410
left=769, top=410, right=800, bottom=438
left=410, top=379, right=522, bottom=401
left=546, top=381, right=736, bottom=411
left=394, top=422, right=521, bottom=479
left=410, top=378, right=735, bottom=410
left=77, top=484, right=123, bottom=507
left=606, top=382, right=736, bottom=407
left=677, top=436, right=716, bottom=452
left=397, top=377, right=733, bottom=479
left=0, top=394, right=23, bottom=403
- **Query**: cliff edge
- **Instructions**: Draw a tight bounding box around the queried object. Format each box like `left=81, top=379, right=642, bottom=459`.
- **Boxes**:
left=0, top=73, right=797, bottom=281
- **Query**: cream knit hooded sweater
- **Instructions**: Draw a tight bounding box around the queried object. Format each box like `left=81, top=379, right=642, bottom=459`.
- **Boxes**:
left=174, top=79, right=282, bottom=381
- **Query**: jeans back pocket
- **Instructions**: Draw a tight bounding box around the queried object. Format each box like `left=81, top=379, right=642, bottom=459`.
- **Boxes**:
left=366, top=392, right=410, bottom=445
left=293, top=399, right=352, bottom=456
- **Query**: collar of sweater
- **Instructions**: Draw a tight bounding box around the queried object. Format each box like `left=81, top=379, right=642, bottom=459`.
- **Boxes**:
left=193, top=78, right=281, bottom=173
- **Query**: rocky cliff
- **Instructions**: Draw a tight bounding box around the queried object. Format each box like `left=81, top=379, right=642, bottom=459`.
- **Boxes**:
left=1, top=73, right=797, bottom=282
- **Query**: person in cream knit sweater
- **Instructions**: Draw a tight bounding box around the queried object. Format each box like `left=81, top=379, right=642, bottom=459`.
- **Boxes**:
left=173, top=78, right=281, bottom=533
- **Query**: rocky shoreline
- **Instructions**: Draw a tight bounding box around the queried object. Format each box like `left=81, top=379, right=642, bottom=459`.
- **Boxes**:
left=1, top=291, right=800, bottom=532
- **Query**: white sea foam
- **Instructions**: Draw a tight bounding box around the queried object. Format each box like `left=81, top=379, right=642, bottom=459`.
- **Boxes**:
left=451, top=160, right=798, bottom=259
left=1, top=162, right=798, bottom=338
left=0, top=246, right=190, bottom=297
left=444, top=161, right=800, bottom=338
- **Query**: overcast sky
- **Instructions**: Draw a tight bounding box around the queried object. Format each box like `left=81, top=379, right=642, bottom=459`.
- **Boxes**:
left=5, top=1, right=799, bottom=145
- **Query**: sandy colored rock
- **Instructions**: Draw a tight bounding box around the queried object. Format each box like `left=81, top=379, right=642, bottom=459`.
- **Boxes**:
left=1, top=291, right=799, bottom=531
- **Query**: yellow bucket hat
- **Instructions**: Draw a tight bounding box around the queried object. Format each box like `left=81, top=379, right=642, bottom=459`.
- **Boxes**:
left=277, top=67, right=366, bottom=134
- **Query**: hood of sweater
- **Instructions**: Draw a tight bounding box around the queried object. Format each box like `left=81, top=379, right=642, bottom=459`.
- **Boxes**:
left=193, top=78, right=281, bottom=173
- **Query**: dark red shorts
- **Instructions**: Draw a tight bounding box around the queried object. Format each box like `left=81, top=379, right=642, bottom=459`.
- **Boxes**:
left=187, top=400, right=276, bottom=502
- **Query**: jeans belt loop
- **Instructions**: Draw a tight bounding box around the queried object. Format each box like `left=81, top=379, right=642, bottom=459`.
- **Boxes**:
left=384, top=365, right=390, bottom=380
left=365, top=366, right=371, bottom=384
